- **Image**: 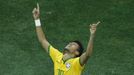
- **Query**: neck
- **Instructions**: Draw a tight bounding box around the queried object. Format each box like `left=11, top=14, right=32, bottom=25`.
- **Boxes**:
left=62, top=52, right=75, bottom=62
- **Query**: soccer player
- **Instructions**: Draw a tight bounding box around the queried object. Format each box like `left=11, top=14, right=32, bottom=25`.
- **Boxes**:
left=32, top=3, right=100, bottom=75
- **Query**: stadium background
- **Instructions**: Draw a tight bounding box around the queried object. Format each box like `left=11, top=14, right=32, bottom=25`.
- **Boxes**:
left=0, top=0, right=134, bottom=75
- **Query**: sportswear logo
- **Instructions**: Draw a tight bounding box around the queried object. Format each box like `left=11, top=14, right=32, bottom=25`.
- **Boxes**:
left=66, top=63, right=71, bottom=69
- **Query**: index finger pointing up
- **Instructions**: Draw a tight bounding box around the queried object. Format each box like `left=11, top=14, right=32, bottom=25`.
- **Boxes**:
left=96, top=21, right=100, bottom=26
left=37, top=3, right=40, bottom=10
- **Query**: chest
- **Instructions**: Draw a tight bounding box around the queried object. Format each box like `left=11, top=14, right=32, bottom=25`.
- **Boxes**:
left=53, top=57, right=82, bottom=75
left=55, top=59, right=74, bottom=71
left=54, top=59, right=74, bottom=72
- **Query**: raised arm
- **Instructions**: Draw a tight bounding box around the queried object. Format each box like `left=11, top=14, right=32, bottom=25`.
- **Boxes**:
left=80, top=21, right=100, bottom=66
left=32, top=3, right=50, bottom=53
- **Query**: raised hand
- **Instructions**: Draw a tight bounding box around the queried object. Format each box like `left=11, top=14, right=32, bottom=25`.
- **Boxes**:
left=89, top=21, right=100, bottom=34
left=32, top=3, right=40, bottom=20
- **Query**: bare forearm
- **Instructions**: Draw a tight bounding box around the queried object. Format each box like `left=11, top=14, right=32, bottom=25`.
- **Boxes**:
left=86, top=34, right=95, bottom=57
left=80, top=21, right=100, bottom=66
left=36, top=26, right=47, bottom=42
left=33, top=3, right=50, bottom=53
left=80, top=34, right=95, bottom=66
left=36, top=26, right=50, bottom=52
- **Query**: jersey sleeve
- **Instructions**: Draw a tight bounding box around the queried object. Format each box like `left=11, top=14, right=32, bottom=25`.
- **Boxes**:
left=48, top=45, right=62, bottom=62
left=74, top=57, right=84, bottom=70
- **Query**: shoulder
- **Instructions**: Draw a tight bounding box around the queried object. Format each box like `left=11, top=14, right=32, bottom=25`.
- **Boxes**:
left=48, top=45, right=62, bottom=62
left=48, top=45, right=62, bottom=54
left=72, top=57, right=84, bottom=69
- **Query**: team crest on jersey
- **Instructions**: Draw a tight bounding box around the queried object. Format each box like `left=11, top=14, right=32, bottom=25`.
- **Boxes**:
left=65, top=63, right=71, bottom=69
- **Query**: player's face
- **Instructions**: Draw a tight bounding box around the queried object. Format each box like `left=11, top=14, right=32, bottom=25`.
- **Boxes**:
left=65, top=42, right=79, bottom=55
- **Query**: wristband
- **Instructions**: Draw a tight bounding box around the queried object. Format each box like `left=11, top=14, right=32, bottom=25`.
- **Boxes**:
left=35, top=19, right=41, bottom=27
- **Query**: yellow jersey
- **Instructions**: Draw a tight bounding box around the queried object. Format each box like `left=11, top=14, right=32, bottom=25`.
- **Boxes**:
left=48, top=45, right=84, bottom=75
